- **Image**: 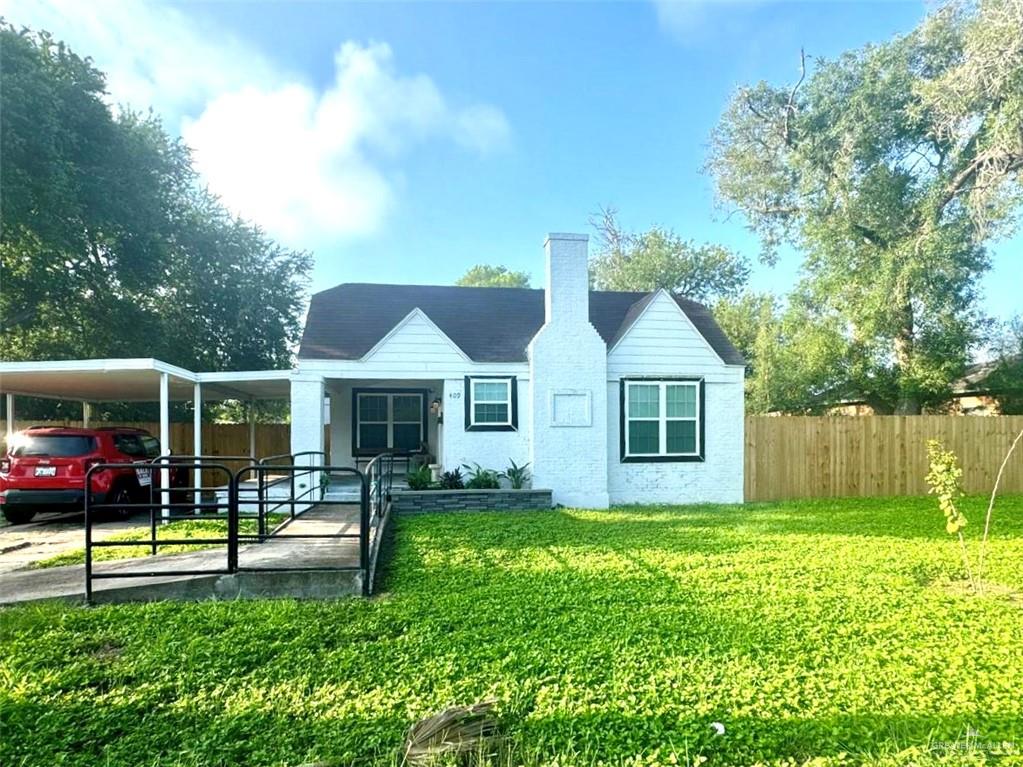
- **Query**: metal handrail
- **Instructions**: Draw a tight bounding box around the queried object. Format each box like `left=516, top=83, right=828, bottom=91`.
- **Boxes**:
left=364, top=451, right=396, bottom=525
left=233, top=464, right=368, bottom=588
left=84, top=461, right=236, bottom=602
left=83, top=459, right=377, bottom=602
left=253, top=451, right=327, bottom=533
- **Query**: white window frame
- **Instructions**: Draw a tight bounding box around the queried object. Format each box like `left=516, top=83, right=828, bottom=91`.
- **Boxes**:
left=355, top=392, right=424, bottom=452
left=623, top=380, right=701, bottom=459
left=468, top=377, right=514, bottom=428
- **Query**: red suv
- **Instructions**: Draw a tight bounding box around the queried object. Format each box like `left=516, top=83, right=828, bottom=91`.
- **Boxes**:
left=0, top=427, right=184, bottom=524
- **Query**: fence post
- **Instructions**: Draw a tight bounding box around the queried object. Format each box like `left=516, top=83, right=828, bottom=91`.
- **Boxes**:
left=289, top=456, right=296, bottom=520
left=84, top=471, right=94, bottom=604
left=360, top=471, right=370, bottom=596
left=257, top=464, right=267, bottom=540
left=149, top=479, right=157, bottom=556
left=227, top=470, right=239, bottom=573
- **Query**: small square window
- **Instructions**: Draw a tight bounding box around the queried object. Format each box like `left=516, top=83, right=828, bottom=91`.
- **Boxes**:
left=466, top=377, right=516, bottom=430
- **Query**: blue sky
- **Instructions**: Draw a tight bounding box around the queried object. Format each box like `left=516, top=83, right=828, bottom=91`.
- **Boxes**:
left=9, top=0, right=1020, bottom=323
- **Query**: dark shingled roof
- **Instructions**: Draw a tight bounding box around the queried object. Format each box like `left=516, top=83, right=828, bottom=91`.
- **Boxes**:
left=299, top=284, right=745, bottom=365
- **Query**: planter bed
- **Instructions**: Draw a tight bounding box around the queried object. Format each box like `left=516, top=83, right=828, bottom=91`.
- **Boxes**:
left=391, top=488, right=552, bottom=514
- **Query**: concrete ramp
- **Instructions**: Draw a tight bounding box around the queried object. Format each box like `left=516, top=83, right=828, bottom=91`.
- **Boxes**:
left=0, top=503, right=368, bottom=605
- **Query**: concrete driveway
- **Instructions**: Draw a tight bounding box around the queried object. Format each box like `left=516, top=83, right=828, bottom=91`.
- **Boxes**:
left=0, top=512, right=149, bottom=574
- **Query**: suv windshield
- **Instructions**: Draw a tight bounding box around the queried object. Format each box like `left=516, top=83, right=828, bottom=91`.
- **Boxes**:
left=11, top=435, right=97, bottom=457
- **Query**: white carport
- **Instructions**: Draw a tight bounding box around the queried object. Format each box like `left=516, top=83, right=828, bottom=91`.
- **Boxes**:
left=0, top=358, right=293, bottom=515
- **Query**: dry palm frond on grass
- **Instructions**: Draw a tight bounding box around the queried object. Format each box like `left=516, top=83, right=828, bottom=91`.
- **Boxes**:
left=403, top=700, right=500, bottom=765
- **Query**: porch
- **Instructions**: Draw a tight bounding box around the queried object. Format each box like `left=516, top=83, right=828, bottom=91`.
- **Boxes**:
left=325, top=378, right=445, bottom=475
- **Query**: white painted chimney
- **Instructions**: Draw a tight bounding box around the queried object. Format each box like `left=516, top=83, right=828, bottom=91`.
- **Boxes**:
left=529, top=232, right=609, bottom=509
left=544, top=233, right=590, bottom=325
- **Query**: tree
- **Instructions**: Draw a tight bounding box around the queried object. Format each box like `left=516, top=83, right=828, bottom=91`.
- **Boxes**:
left=456, top=265, right=530, bottom=288
left=589, top=207, right=749, bottom=302
left=707, top=0, right=1023, bottom=413
left=0, top=25, right=311, bottom=418
left=712, top=290, right=851, bottom=414
left=987, top=317, right=1023, bottom=414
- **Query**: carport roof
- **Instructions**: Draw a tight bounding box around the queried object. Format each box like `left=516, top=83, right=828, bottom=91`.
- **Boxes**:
left=0, top=358, right=292, bottom=402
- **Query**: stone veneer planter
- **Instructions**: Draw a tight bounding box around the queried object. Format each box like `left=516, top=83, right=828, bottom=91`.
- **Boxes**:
left=391, top=488, right=553, bottom=514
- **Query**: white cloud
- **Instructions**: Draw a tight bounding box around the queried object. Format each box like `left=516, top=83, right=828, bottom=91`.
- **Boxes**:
left=1, top=0, right=280, bottom=120
left=652, top=0, right=761, bottom=42
left=1, top=0, right=510, bottom=244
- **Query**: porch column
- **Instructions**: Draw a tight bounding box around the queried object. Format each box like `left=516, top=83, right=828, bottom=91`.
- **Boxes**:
left=290, top=374, right=325, bottom=513
left=5, top=393, right=14, bottom=445
left=193, top=382, right=203, bottom=510
left=82, top=402, right=91, bottom=428
left=159, top=372, right=170, bottom=521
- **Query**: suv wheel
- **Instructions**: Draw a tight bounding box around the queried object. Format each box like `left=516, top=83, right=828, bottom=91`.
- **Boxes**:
left=106, top=485, right=136, bottom=520
left=2, top=508, right=37, bottom=525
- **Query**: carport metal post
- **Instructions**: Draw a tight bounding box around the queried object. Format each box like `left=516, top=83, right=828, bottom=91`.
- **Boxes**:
left=5, top=393, right=13, bottom=444
left=193, top=382, right=202, bottom=512
left=159, top=372, right=170, bottom=521
left=82, top=402, right=91, bottom=428
left=248, top=399, right=256, bottom=459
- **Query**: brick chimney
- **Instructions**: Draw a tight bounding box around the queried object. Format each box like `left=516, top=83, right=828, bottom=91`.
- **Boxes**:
left=544, top=233, right=590, bottom=326
left=528, top=232, right=609, bottom=508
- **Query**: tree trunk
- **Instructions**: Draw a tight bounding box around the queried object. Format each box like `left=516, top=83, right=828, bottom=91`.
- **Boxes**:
left=894, top=394, right=921, bottom=415
left=893, top=287, right=922, bottom=415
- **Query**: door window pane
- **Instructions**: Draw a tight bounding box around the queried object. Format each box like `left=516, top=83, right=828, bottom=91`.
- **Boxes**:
left=628, top=421, right=660, bottom=454
left=666, top=385, right=697, bottom=418
left=358, top=424, right=388, bottom=450
left=358, top=395, right=388, bottom=422
left=392, top=424, right=421, bottom=451
left=392, top=395, right=421, bottom=422
left=628, top=385, right=659, bottom=417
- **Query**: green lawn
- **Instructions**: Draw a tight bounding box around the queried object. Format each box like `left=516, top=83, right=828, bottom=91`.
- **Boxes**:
left=31, top=515, right=288, bottom=569
left=2, top=496, right=1023, bottom=766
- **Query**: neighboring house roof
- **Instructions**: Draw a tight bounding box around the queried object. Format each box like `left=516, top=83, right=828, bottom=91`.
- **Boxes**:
left=951, top=355, right=1021, bottom=395
left=299, top=283, right=745, bottom=365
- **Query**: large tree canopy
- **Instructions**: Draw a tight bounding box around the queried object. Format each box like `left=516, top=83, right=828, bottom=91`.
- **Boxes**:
left=455, top=264, right=531, bottom=288
left=0, top=26, right=311, bottom=380
left=590, top=208, right=749, bottom=302
left=708, top=0, right=1023, bottom=413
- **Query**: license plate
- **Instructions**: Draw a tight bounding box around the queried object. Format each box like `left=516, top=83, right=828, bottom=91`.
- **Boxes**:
left=34, top=466, right=56, bottom=477
left=135, top=468, right=152, bottom=487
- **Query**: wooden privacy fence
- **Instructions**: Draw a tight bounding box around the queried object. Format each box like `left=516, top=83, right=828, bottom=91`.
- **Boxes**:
left=745, top=415, right=1023, bottom=502
left=0, top=421, right=327, bottom=460
left=5, top=417, right=1022, bottom=502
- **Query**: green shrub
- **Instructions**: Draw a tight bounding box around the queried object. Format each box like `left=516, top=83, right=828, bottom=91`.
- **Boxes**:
left=438, top=468, right=465, bottom=489
left=925, top=439, right=975, bottom=588
left=462, top=462, right=501, bottom=489
left=406, top=464, right=434, bottom=491
left=501, top=459, right=531, bottom=489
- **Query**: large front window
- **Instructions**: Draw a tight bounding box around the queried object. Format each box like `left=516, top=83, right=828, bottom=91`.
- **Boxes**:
left=621, top=379, right=703, bottom=461
left=355, top=391, right=425, bottom=453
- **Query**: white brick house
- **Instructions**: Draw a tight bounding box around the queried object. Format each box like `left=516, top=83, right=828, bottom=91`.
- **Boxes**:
left=292, top=233, right=746, bottom=507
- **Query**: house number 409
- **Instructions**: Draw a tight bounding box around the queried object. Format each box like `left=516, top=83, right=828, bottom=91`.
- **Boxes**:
left=448, top=392, right=461, bottom=399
